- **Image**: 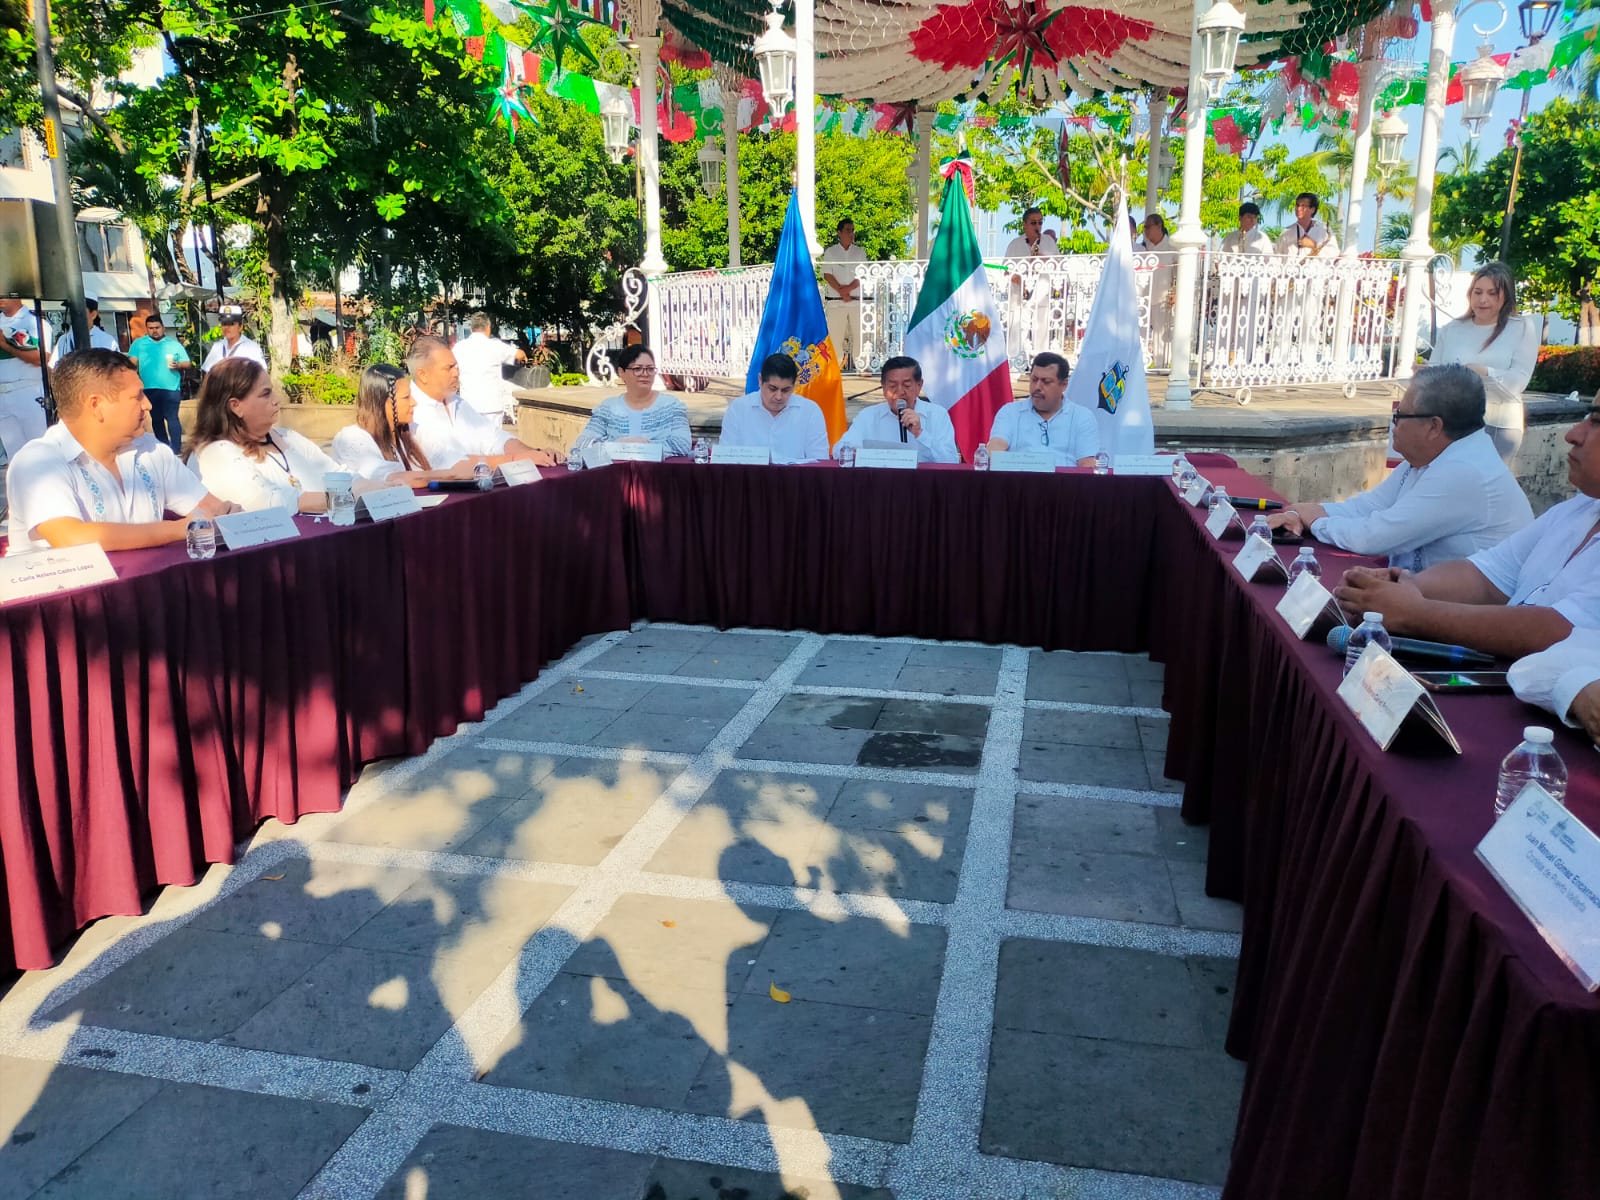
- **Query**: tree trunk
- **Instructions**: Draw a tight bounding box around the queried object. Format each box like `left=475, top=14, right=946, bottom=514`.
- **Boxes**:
left=258, top=176, right=297, bottom=382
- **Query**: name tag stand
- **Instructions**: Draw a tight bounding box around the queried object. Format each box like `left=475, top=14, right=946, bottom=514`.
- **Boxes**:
left=356, top=487, right=422, bottom=522
left=215, top=508, right=300, bottom=550
left=1183, top=476, right=1212, bottom=507
left=990, top=450, right=1056, bottom=474
left=854, top=447, right=919, bottom=470
left=0, top=542, right=117, bottom=604
left=710, top=445, right=772, bottom=466
left=1205, top=503, right=1247, bottom=540
left=1112, top=454, right=1173, bottom=476
left=496, top=460, right=543, bottom=487
left=1230, top=534, right=1289, bottom=582
left=1275, top=572, right=1348, bottom=640
left=1335, top=642, right=1460, bottom=753
left=1477, top=783, right=1600, bottom=991
left=605, top=441, right=665, bottom=463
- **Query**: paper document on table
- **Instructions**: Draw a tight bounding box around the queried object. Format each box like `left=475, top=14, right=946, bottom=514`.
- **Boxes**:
left=1477, top=783, right=1600, bottom=991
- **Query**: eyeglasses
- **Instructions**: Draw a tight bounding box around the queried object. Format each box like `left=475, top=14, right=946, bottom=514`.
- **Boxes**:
left=1037, top=419, right=1051, bottom=446
left=1391, top=411, right=1436, bottom=426
left=625, top=364, right=656, bottom=375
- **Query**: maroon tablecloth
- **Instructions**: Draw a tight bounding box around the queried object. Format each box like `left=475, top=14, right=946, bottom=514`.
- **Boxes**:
left=1150, top=467, right=1600, bottom=1200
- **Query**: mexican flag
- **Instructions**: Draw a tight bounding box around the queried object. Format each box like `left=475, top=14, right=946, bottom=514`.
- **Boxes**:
left=902, top=157, right=1011, bottom=462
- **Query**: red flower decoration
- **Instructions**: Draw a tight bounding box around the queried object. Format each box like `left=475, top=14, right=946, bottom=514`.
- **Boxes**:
left=1327, top=61, right=1361, bottom=102
left=910, top=0, right=1152, bottom=74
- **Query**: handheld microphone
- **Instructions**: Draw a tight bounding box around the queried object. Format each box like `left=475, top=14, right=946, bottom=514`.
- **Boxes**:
left=1325, top=626, right=1495, bottom=668
left=895, top=397, right=908, bottom=443
left=1229, top=496, right=1284, bottom=511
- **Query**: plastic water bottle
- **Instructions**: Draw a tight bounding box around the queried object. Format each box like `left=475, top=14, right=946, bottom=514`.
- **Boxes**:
left=692, top=437, right=711, bottom=464
left=474, top=462, right=493, bottom=491
left=328, top=488, right=356, bottom=526
left=185, top=516, right=216, bottom=560
left=1094, top=451, right=1111, bottom=475
left=1495, top=727, right=1568, bottom=818
left=838, top=444, right=857, bottom=468
left=1287, top=547, right=1321, bottom=584
left=1246, top=513, right=1272, bottom=542
left=1177, top=459, right=1197, bottom=490
left=1170, top=454, right=1190, bottom=482
left=1343, top=611, right=1392, bottom=675
left=1206, top=485, right=1230, bottom=513
left=972, top=443, right=990, bottom=471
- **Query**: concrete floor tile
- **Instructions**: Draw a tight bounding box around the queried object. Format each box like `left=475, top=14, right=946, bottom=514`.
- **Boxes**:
left=702, top=632, right=803, bottom=658
left=457, top=785, right=658, bottom=867
left=892, top=664, right=997, bottom=696
left=390, top=745, right=562, bottom=801
left=631, top=682, right=755, bottom=719
left=818, top=826, right=969, bottom=904
left=617, top=628, right=721, bottom=653
left=994, top=939, right=1209, bottom=1048
left=187, top=856, right=422, bottom=947
left=589, top=710, right=726, bottom=753
left=767, top=693, right=885, bottom=729
left=1146, top=750, right=1186, bottom=795
left=742, top=911, right=947, bottom=1016
left=489, top=701, right=625, bottom=745
left=221, top=943, right=505, bottom=1071
left=377, top=1127, right=655, bottom=1199
left=1155, top=807, right=1210, bottom=862
left=696, top=769, right=846, bottom=822
left=674, top=652, right=784, bottom=681
left=642, top=1157, right=897, bottom=1200
left=1136, top=714, right=1171, bottom=752
left=344, top=872, right=572, bottom=958
left=857, top=731, right=982, bottom=771
left=1187, top=956, right=1242, bottom=1046
left=982, top=1029, right=1243, bottom=1184
left=1023, top=671, right=1134, bottom=705
left=320, top=784, right=519, bottom=854
left=684, top=997, right=931, bottom=1143
left=565, top=894, right=776, bottom=995
left=904, top=644, right=1003, bottom=671
left=586, top=644, right=701, bottom=675
left=1013, top=794, right=1162, bottom=857
left=1168, top=860, right=1245, bottom=932
left=1129, top=677, right=1167, bottom=709
left=827, top=779, right=973, bottom=836
left=0, top=1057, right=165, bottom=1198
left=1008, top=849, right=1179, bottom=924
left=483, top=972, right=725, bottom=1109
left=1021, top=709, right=1142, bottom=749
left=794, top=644, right=912, bottom=689
left=1027, top=650, right=1129, bottom=682
left=739, top=723, right=874, bottom=766
left=1124, top=655, right=1167, bottom=682
left=28, top=1081, right=367, bottom=1200
left=52, top=928, right=334, bottom=1041
left=523, top=675, right=658, bottom=710
left=1016, top=742, right=1152, bottom=789
left=645, top=811, right=821, bottom=889
left=874, top=699, right=990, bottom=737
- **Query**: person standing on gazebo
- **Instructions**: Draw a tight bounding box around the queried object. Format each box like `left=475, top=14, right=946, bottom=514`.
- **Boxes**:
left=820, top=218, right=866, bottom=373
left=1005, top=207, right=1060, bottom=364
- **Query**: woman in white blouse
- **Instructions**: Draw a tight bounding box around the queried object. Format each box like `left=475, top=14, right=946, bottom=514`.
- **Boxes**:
left=332, top=365, right=471, bottom=485
left=1431, top=261, right=1541, bottom=464
left=189, top=358, right=339, bottom=513
left=571, top=345, right=692, bottom=456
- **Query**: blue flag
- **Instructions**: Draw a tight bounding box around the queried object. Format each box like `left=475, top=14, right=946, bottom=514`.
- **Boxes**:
left=745, top=190, right=846, bottom=444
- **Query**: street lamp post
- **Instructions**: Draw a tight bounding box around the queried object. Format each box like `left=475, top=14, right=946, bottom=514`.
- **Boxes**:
left=1498, top=0, right=1563, bottom=260
left=29, top=0, right=90, bottom=355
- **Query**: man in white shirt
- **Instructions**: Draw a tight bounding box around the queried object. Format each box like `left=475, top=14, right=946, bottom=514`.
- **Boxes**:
left=0, top=297, right=51, bottom=462
left=1509, top=627, right=1600, bottom=743
left=1004, top=206, right=1059, bottom=261
left=1220, top=202, right=1274, bottom=255
left=986, top=352, right=1099, bottom=466
left=834, top=355, right=959, bottom=464
left=1275, top=193, right=1339, bottom=258
left=1005, top=207, right=1061, bottom=363
left=5, top=348, right=237, bottom=552
left=453, top=311, right=525, bottom=423
left=820, top=218, right=868, bottom=372
left=1335, top=402, right=1600, bottom=659
left=200, top=310, right=267, bottom=372
left=1269, top=365, right=1532, bottom=571
left=405, top=336, right=558, bottom=470
left=48, top=298, right=121, bottom=363
left=719, top=352, right=829, bottom=463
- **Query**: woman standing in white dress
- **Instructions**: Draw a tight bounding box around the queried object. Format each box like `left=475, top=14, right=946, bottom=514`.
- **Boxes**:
left=1431, top=262, right=1541, bottom=465
left=190, top=358, right=340, bottom=513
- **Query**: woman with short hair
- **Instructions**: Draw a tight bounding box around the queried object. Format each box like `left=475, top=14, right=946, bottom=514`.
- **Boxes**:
left=571, top=345, right=691, bottom=457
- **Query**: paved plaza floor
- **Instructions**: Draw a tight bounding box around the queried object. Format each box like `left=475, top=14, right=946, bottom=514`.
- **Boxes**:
left=0, top=624, right=1244, bottom=1199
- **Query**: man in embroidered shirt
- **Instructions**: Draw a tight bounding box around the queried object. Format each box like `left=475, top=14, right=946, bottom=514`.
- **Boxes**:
left=454, top=311, right=525, bottom=423
left=719, top=353, right=829, bottom=463
left=834, top=356, right=959, bottom=464
left=1335, top=401, right=1600, bottom=659
left=986, top=352, right=1098, bottom=466
left=200, top=310, right=267, bottom=372
left=1275, top=193, right=1339, bottom=258
left=405, top=336, right=558, bottom=470
left=4, top=349, right=236, bottom=553
left=1269, top=365, right=1532, bottom=571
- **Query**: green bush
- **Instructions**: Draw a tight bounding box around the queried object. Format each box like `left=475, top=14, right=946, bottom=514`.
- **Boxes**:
left=281, top=367, right=357, bottom=405
left=552, top=372, right=588, bottom=387
left=1530, top=346, right=1600, bottom=396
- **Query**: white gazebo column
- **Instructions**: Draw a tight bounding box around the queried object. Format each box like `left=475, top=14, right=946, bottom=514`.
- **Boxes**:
left=795, top=0, right=820, bottom=254
left=1145, top=92, right=1168, bottom=215
left=1332, top=55, right=1381, bottom=370
left=633, top=0, right=668, bottom=277
left=716, top=66, right=742, bottom=266
left=1165, top=8, right=1212, bottom=410
left=914, top=107, right=935, bottom=258
left=1395, top=0, right=1460, bottom=380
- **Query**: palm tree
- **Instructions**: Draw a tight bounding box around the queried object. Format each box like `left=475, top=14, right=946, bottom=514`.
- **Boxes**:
left=1438, top=140, right=1483, bottom=176
left=1379, top=211, right=1477, bottom=267
left=1371, top=158, right=1416, bottom=254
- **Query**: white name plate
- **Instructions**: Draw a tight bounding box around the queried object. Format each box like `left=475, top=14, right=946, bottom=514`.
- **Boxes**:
left=215, top=507, right=300, bottom=550
left=357, top=486, right=422, bottom=522
left=855, top=447, right=919, bottom=470
left=1335, top=642, right=1459, bottom=753
left=1275, top=570, right=1344, bottom=639
left=711, top=444, right=772, bottom=465
left=990, top=451, right=1057, bottom=474
left=580, top=444, right=611, bottom=469
left=496, top=460, right=544, bottom=487
left=1477, top=783, right=1600, bottom=991
left=0, top=542, right=117, bottom=604
left=1113, top=454, right=1173, bottom=476
left=1183, top=476, right=1212, bottom=506
left=1205, top=503, right=1244, bottom=539
left=1231, top=534, right=1288, bottom=582
left=604, top=441, right=665, bottom=463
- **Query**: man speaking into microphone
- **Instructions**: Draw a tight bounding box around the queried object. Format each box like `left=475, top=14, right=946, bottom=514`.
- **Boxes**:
left=834, top=355, right=959, bottom=464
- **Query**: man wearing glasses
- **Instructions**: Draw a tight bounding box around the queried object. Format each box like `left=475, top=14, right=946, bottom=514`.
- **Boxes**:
left=985, top=352, right=1099, bottom=467
left=1269, top=364, right=1529, bottom=573
left=833, top=356, right=958, bottom=464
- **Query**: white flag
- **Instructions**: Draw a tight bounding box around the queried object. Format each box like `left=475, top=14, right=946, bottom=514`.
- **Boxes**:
left=1065, top=192, right=1155, bottom=458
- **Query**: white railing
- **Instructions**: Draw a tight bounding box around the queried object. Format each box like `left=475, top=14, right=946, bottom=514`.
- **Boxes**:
left=643, top=252, right=1407, bottom=393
